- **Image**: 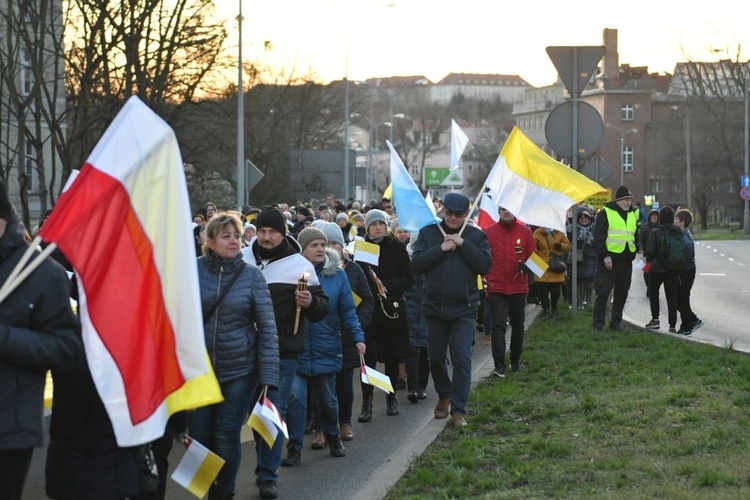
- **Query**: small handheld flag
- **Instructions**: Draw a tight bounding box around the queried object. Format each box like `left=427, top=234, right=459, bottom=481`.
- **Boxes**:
left=360, top=355, right=394, bottom=394
left=171, top=437, right=225, bottom=499
left=248, top=389, right=288, bottom=447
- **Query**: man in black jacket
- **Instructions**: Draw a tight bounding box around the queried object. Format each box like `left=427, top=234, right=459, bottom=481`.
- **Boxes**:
left=242, top=208, right=328, bottom=499
left=0, top=179, right=82, bottom=500
left=412, top=193, right=492, bottom=428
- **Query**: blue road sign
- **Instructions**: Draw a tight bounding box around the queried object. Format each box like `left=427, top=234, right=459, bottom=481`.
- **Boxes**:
left=742, top=175, right=750, bottom=188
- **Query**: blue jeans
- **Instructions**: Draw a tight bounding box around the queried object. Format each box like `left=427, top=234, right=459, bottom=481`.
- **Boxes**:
left=425, top=314, right=475, bottom=415
left=188, top=372, right=259, bottom=496
left=255, top=358, right=297, bottom=483
left=288, top=372, right=339, bottom=451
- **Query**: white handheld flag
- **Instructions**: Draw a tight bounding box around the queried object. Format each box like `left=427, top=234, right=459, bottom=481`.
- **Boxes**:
left=450, top=119, right=470, bottom=171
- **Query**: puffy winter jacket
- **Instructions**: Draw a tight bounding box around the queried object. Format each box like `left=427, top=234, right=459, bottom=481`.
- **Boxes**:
left=483, top=219, right=535, bottom=295
left=198, top=249, right=279, bottom=386
left=297, top=250, right=365, bottom=377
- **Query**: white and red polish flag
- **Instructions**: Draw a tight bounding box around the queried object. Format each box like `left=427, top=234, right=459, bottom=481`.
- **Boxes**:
left=476, top=190, right=500, bottom=230
left=39, top=96, right=223, bottom=446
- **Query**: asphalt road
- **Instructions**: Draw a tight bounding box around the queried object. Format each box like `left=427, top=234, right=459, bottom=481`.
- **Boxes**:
left=623, top=239, right=750, bottom=351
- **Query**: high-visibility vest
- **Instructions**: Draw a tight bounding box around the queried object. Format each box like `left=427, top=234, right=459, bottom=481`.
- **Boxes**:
left=603, top=207, right=637, bottom=253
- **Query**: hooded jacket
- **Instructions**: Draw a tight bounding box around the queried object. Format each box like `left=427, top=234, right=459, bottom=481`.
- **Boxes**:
left=297, top=249, right=365, bottom=377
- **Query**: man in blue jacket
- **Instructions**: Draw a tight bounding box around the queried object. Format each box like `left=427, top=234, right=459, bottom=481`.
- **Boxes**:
left=412, top=193, right=492, bottom=428
left=0, top=179, right=82, bottom=500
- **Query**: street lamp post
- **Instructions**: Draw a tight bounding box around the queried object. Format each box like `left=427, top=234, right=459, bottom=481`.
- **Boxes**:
left=684, top=105, right=692, bottom=210
left=744, top=72, right=749, bottom=235
left=236, top=1, right=244, bottom=209
left=605, top=124, right=638, bottom=186
left=350, top=112, right=403, bottom=202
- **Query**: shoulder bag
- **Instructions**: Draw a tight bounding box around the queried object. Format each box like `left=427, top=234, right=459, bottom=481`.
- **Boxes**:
left=203, top=265, right=244, bottom=324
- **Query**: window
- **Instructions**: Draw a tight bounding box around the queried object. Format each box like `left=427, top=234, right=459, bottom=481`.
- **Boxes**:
left=653, top=178, right=663, bottom=194
left=727, top=180, right=736, bottom=193
left=621, top=104, right=634, bottom=122
left=622, top=146, right=633, bottom=172
left=20, top=48, right=33, bottom=95
left=24, top=142, right=37, bottom=192
left=671, top=181, right=683, bottom=193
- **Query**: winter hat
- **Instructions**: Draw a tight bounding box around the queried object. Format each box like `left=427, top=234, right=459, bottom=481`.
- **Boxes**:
left=443, top=192, right=470, bottom=213
left=311, top=219, right=328, bottom=229
left=243, top=222, right=256, bottom=231
left=365, top=209, right=388, bottom=230
left=297, top=227, right=327, bottom=251
left=255, top=208, right=287, bottom=235
left=335, top=212, right=349, bottom=222
left=295, top=205, right=311, bottom=218
left=659, top=206, right=675, bottom=225
left=614, top=185, right=633, bottom=201
left=322, top=221, right=345, bottom=247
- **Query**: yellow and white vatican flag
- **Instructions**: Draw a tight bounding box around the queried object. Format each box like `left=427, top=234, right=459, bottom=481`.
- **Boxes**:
left=171, top=438, right=225, bottom=499
left=483, top=126, right=603, bottom=232
left=525, top=252, right=549, bottom=278
left=360, top=355, right=394, bottom=394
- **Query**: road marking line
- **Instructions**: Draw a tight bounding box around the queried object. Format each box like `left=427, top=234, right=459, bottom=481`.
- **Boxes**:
left=700, top=273, right=726, bottom=276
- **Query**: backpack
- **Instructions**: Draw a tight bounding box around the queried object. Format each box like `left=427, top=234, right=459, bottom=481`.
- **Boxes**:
left=659, top=226, right=687, bottom=271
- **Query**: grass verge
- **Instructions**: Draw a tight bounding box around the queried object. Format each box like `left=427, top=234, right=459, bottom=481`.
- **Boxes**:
left=386, top=306, right=750, bottom=499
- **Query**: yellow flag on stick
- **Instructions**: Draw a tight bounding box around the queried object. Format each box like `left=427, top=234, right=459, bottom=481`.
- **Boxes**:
left=171, top=438, right=225, bottom=499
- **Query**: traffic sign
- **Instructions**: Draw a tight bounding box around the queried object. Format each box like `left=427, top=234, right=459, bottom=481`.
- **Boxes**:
left=580, top=155, right=613, bottom=183
left=741, top=175, right=750, bottom=188
left=424, top=168, right=463, bottom=187
left=741, top=186, right=750, bottom=201
left=546, top=101, right=604, bottom=158
left=546, top=46, right=606, bottom=97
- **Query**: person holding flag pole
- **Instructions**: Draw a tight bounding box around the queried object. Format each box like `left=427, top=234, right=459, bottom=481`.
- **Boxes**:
left=412, top=193, right=492, bottom=427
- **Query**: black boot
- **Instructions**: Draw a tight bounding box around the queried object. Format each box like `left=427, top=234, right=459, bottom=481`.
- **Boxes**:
left=326, top=434, right=346, bottom=457
left=357, top=395, right=373, bottom=422
left=386, top=393, right=400, bottom=416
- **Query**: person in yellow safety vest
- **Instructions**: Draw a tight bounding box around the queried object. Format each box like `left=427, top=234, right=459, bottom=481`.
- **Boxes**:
left=591, top=185, right=640, bottom=332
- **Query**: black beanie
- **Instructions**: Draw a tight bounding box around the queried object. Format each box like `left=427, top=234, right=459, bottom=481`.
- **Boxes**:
left=614, top=185, right=633, bottom=201
left=255, top=208, right=287, bottom=235
left=0, top=179, right=17, bottom=221
left=659, top=206, right=674, bottom=225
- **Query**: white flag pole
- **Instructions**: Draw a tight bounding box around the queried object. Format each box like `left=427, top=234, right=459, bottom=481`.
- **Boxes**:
left=0, top=241, right=58, bottom=305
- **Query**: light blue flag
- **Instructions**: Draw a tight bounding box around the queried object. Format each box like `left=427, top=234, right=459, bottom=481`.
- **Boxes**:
left=387, top=140, right=441, bottom=232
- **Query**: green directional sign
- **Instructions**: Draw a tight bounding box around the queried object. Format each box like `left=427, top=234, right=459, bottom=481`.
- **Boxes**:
left=424, top=168, right=463, bottom=187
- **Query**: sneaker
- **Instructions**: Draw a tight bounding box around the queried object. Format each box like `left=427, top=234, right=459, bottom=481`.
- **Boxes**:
left=677, top=327, right=693, bottom=336
left=491, top=367, right=506, bottom=378
left=692, top=318, right=704, bottom=331
left=669, top=327, right=677, bottom=334
left=258, top=481, right=278, bottom=499
left=511, top=364, right=521, bottom=373
left=645, top=319, right=660, bottom=329
left=417, top=389, right=427, bottom=400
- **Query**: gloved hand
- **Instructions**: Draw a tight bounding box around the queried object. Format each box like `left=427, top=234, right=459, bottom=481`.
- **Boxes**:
left=517, top=262, right=530, bottom=274
left=553, top=242, right=563, bottom=251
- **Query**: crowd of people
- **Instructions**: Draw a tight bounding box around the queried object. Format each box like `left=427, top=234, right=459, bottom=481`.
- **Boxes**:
left=0, top=177, right=704, bottom=500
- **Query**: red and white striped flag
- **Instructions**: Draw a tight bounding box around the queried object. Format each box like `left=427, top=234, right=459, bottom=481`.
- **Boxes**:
left=39, top=96, right=223, bottom=446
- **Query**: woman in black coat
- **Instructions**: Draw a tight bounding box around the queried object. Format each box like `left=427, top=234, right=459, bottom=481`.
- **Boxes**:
left=356, top=210, right=414, bottom=421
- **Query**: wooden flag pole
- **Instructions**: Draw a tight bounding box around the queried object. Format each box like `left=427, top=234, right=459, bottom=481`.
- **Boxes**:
left=457, top=186, right=488, bottom=237
left=0, top=242, right=58, bottom=306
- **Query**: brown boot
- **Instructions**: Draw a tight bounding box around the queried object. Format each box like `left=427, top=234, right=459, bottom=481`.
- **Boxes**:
left=340, top=423, right=354, bottom=441
left=311, top=432, right=326, bottom=450
left=434, top=398, right=450, bottom=419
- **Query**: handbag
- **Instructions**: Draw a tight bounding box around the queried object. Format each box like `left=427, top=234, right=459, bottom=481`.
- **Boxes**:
left=546, top=234, right=566, bottom=273
left=548, top=252, right=567, bottom=273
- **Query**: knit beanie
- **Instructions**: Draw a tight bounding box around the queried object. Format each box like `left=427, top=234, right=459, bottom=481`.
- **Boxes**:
left=335, top=212, right=349, bottom=222
left=322, top=221, right=345, bottom=247
left=295, top=205, right=311, bottom=218
left=365, top=209, right=388, bottom=230
left=255, top=208, right=287, bottom=234
left=614, top=185, right=633, bottom=201
left=297, top=227, right=327, bottom=251
left=659, top=206, right=675, bottom=225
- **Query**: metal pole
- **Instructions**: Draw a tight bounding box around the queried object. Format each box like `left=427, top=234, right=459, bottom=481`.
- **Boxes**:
left=236, top=1, right=244, bottom=209
left=685, top=104, right=692, bottom=210
left=620, top=134, right=625, bottom=186
left=744, top=75, right=749, bottom=235
left=344, top=75, right=350, bottom=201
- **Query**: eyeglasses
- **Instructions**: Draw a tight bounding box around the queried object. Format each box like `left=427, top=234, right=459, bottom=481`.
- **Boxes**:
left=444, top=209, right=466, bottom=218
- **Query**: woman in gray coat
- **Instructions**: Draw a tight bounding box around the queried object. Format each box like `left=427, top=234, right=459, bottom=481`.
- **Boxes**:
left=190, top=212, right=279, bottom=500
